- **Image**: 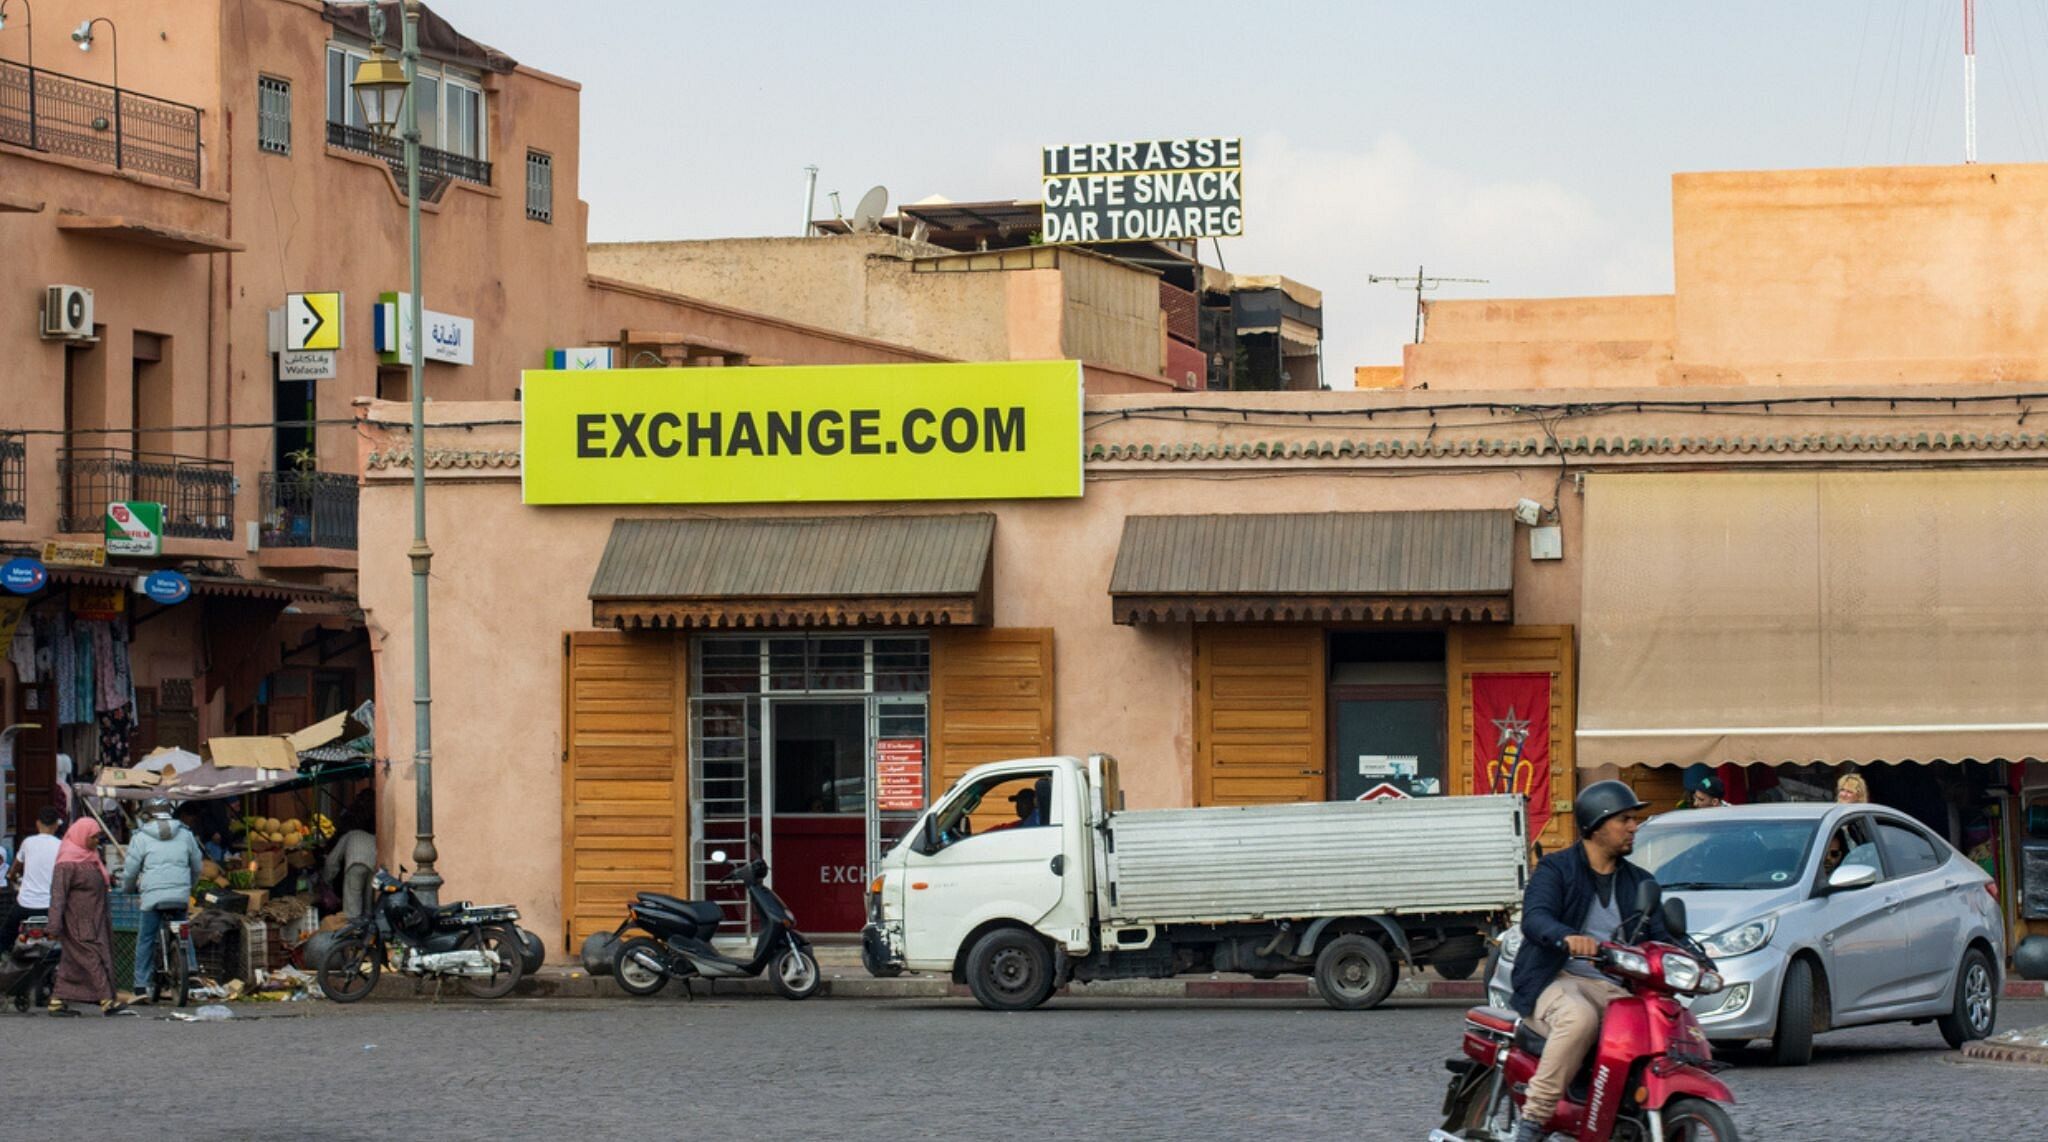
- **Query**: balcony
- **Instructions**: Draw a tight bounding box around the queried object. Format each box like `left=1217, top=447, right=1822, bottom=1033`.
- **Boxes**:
left=1, top=433, right=23, bottom=522
left=56, top=448, right=234, bottom=540
left=259, top=471, right=358, bottom=553
left=326, top=120, right=490, bottom=200
left=0, top=60, right=203, bottom=187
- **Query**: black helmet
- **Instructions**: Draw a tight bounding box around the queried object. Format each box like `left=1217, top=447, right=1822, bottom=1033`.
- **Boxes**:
left=139, top=797, right=174, bottom=819
left=1575, top=780, right=1649, bottom=835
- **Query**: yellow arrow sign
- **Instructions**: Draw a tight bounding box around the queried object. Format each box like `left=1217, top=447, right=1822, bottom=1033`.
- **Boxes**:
left=286, top=291, right=342, bottom=351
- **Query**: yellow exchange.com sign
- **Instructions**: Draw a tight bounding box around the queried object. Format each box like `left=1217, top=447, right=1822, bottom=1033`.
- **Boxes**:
left=521, top=361, right=1084, bottom=505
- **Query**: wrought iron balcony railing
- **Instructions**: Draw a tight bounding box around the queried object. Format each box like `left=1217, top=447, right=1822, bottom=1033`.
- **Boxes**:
left=56, top=448, right=234, bottom=540
left=0, top=432, right=24, bottom=523
left=259, top=470, right=358, bottom=550
left=0, top=59, right=203, bottom=187
left=325, top=119, right=491, bottom=195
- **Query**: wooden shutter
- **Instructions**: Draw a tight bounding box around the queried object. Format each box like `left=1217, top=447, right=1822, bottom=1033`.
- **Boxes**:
left=1195, top=626, right=1326, bottom=805
left=930, top=629, right=1054, bottom=820
left=561, top=630, right=688, bottom=949
left=1448, top=625, right=1577, bottom=853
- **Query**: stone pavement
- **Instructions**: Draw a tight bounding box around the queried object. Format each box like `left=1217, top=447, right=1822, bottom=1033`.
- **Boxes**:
left=3, top=994, right=2044, bottom=1140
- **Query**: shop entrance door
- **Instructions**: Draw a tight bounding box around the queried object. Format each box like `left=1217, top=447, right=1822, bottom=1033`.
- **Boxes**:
left=767, top=699, right=870, bottom=935
left=1330, top=686, right=1447, bottom=799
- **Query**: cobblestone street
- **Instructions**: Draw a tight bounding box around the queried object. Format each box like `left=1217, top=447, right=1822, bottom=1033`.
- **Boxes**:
left=3, top=996, right=2042, bottom=1140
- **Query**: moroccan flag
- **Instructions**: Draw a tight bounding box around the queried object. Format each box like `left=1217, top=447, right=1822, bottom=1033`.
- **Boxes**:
left=1473, top=672, right=1554, bottom=838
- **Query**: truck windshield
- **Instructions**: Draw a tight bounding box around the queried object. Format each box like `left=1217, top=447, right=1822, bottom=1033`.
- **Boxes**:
left=1634, top=817, right=1820, bottom=891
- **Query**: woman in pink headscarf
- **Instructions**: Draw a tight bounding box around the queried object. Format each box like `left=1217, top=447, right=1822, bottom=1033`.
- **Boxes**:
left=46, top=817, right=122, bottom=1015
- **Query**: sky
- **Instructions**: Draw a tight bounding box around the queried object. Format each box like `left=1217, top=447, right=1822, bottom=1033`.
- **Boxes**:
left=429, top=1, right=2048, bottom=379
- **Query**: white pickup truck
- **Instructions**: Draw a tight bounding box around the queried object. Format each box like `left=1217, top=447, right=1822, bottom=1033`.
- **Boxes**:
left=861, top=754, right=1527, bottom=1011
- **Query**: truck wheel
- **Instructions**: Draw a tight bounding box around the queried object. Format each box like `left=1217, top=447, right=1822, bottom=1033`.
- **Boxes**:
left=1315, top=934, right=1395, bottom=1011
left=965, top=928, right=1054, bottom=1012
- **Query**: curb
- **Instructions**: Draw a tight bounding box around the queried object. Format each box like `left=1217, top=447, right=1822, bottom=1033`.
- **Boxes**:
left=1960, top=1040, right=2048, bottom=1066
left=2004, top=981, right=2046, bottom=999
left=359, top=968, right=1489, bottom=1004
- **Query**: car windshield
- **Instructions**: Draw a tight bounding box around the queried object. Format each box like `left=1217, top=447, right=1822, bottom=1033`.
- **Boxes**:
left=1633, top=817, right=1820, bottom=891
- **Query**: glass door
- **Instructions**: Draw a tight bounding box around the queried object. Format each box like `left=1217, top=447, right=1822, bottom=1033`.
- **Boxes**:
left=1330, top=685, right=1447, bottom=800
left=766, top=698, right=869, bottom=934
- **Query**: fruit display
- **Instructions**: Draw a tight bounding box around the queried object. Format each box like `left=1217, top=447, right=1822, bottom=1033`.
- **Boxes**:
left=239, top=815, right=321, bottom=850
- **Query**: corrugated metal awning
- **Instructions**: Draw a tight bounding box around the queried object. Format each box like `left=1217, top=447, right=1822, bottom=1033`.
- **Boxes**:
left=589, top=514, right=994, bottom=630
left=1579, top=471, right=2048, bottom=768
left=1108, top=511, right=1513, bottom=624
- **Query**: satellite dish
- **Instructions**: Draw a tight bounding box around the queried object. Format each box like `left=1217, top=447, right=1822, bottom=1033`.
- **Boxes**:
left=852, top=185, right=889, bottom=232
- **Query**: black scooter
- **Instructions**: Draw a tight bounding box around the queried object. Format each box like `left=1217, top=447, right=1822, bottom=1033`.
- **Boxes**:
left=609, top=851, right=821, bottom=1000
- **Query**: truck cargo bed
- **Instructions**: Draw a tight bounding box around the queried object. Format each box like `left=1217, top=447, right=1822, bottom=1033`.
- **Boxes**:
left=1102, top=795, right=1526, bottom=927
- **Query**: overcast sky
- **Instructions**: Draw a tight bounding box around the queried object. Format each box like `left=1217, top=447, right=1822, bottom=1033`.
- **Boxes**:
left=430, top=1, right=2048, bottom=378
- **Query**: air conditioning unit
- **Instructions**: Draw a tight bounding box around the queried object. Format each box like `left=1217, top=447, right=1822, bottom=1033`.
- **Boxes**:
left=41, top=285, right=95, bottom=341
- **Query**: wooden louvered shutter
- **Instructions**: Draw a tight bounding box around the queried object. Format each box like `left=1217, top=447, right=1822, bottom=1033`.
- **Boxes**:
left=561, top=630, right=688, bottom=949
left=930, top=629, right=1054, bottom=818
left=1195, top=626, right=1326, bottom=805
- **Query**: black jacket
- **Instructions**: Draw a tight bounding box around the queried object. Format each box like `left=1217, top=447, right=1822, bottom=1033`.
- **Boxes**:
left=1508, top=841, right=1674, bottom=1016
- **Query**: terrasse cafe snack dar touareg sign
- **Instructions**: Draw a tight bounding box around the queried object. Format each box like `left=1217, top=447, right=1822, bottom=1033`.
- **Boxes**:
left=520, top=361, right=1084, bottom=505
left=1041, top=137, right=1244, bottom=245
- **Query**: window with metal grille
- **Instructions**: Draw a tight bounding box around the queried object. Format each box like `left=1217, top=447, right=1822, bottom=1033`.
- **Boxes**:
left=258, top=76, right=292, bottom=155
left=526, top=150, right=552, bottom=222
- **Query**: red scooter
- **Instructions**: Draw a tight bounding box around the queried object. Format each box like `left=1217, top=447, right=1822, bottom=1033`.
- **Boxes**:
left=1433, top=885, right=1739, bottom=1141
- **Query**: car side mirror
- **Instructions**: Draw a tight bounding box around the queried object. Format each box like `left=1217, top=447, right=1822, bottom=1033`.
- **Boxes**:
left=1827, top=863, right=1880, bottom=892
left=910, top=816, right=938, bottom=856
left=1662, top=897, right=1688, bottom=938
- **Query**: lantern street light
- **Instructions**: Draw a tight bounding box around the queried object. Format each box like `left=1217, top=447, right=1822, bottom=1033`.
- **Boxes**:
left=352, top=0, right=442, bottom=905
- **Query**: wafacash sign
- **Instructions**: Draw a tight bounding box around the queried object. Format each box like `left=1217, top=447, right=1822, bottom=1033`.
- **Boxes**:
left=521, top=361, right=1083, bottom=505
left=1041, top=137, right=1243, bottom=244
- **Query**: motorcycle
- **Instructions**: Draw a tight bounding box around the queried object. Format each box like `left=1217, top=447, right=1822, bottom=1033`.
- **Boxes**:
left=1433, top=884, right=1739, bottom=1142
left=315, top=867, right=526, bottom=1003
left=608, top=850, right=821, bottom=1000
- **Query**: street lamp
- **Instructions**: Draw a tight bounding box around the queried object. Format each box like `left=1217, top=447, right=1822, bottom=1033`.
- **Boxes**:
left=70, top=15, right=119, bottom=167
left=352, top=0, right=442, bottom=906
left=0, top=0, right=35, bottom=149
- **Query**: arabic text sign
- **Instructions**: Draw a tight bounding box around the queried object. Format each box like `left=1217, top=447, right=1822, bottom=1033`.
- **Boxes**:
left=547, top=347, right=615, bottom=371
left=1041, top=137, right=1243, bottom=244
left=876, top=739, right=926, bottom=812
left=374, top=292, right=475, bottom=366
left=521, top=360, right=1084, bottom=505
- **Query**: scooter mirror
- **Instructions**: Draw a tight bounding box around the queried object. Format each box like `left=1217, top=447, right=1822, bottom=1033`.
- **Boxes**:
left=1627, top=880, right=1661, bottom=941
left=1662, top=897, right=1688, bottom=938
left=710, top=849, right=727, bottom=863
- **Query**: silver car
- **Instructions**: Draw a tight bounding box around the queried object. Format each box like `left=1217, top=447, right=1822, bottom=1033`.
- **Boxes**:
left=1487, top=802, right=2003, bottom=1065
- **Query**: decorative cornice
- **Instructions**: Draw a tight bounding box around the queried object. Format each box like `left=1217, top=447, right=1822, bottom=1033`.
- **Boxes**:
left=1087, top=431, right=2048, bottom=463
left=365, top=447, right=521, bottom=471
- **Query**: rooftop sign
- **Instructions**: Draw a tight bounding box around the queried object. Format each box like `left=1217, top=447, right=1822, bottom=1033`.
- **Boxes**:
left=1041, top=137, right=1243, bottom=244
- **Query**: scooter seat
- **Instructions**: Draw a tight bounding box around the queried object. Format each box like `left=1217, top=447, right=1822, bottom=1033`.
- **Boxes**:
left=1513, top=1023, right=1548, bottom=1057
left=634, top=894, right=724, bottom=931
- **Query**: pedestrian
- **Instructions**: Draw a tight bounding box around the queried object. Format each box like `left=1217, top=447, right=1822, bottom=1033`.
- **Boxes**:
left=120, top=797, right=203, bottom=1003
left=1836, top=772, right=1870, bottom=804
left=2, top=807, right=64, bottom=951
left=322, top=805, right=377, bottom=921
left=46, top=817, right=123, bottom=1016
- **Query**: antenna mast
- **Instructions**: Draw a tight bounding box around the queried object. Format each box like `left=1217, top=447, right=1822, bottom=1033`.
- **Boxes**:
left=1964, top=0, right=1978, bottom=163
left=1368, top=265, right=1489, bottom=343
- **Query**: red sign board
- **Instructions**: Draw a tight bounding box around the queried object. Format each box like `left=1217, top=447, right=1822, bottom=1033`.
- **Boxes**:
left=1472, top=672, right=1554, bottom=837
left=876, top=738, right=926, bottom=812
left=1356, top=782, right=1412, bottom=802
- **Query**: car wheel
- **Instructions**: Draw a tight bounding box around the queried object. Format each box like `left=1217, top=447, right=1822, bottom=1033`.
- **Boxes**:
left=1768, top=957, right=1816, bottom=1066
left=1937, top=948, right=1997, bottom=1048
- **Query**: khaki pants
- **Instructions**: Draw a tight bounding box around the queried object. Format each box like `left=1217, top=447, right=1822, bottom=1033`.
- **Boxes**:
left=1524, top=975, right=1630, bottom=1125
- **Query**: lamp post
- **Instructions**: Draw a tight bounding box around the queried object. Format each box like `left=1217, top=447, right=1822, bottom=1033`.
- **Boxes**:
left=0, top=1, right=33, bottom=150
left=70, top=15, right=116, bottom=168
left=352, top=1, right=441, bottom=905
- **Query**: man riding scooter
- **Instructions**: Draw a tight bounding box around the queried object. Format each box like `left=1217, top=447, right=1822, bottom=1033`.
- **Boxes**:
left=1507, top=780, right=1677, bottom=1142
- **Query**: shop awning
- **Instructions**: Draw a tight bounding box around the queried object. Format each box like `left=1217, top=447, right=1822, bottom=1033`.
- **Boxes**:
left=1578, top=471, right=2048, bottom=768
left=589, top=514, right=995, bottom=629
left=1108, top=511, right=1513, bottom=624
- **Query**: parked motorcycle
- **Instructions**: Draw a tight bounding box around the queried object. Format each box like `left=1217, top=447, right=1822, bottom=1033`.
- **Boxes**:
left=1432, top=884, right=1739, bottom=1141
left=315, top=868, right=526, bottom=1003
left=609, top=851, right=821, bottom=1000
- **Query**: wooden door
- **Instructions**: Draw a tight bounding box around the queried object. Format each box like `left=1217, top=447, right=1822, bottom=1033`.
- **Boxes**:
left=561, top=630, right=689, bottom=949
left=1448, top=625, right=1577, bottom=853
left=930, top=628, right=1053, bottom=823
left=1195, top=626, right=1326, bottom=806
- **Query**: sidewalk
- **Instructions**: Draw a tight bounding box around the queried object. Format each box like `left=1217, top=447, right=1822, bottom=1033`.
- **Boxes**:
left=364, top=944, right=2048, bottom=1004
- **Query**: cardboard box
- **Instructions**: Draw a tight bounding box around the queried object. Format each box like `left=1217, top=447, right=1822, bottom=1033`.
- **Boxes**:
left=95, top=768, right=162, bottom=788
left=240, top=889, right=270, bottom=912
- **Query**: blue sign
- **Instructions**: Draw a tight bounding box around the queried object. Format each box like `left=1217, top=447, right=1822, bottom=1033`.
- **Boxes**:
left=142, top=570, right=191, bottom=605
left=1, top=557, right=47, bottom=595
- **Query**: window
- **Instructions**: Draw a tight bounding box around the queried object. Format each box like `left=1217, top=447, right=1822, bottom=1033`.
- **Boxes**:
left=926, top=769, right=1055, bottom=852
left=526, top=150, right=553, bottom=222
left=1821, top=818, right=1881, bottom=884
left=1876, top=820, right=1945, bottom=879
left=325, top=41, right=486, bottom=159
left=326, top=44, right=368, bottom=130
left=258, top=76, right=292, bottom=155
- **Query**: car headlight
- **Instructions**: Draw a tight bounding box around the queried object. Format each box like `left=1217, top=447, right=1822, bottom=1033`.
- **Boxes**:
left=1701, top=917, right=1775, bottom=959
left=1661, top=952, right=1703, bottom=991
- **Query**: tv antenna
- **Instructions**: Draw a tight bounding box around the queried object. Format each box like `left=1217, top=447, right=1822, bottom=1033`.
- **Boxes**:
left=852, top=185, right=889, bottom=233
left=1369, top=265, right=1489, bottom=343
